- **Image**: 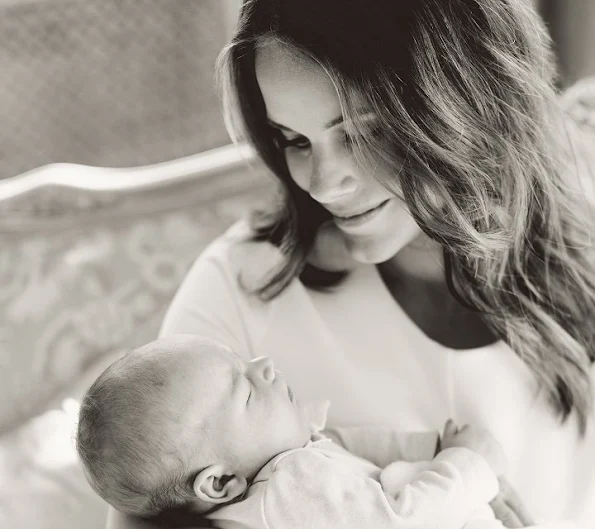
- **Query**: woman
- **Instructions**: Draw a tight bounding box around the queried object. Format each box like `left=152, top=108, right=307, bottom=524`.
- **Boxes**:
left=108, top=0, right=595, bottom=528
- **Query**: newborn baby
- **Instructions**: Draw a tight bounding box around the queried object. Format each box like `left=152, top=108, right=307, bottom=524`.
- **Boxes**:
left=76, top=334, right=510, bottom=528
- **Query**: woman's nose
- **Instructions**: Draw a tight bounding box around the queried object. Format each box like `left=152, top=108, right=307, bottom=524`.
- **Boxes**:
left=308, top=152, right=358, bottom=204
left=248, top=357, right=276, bottom=383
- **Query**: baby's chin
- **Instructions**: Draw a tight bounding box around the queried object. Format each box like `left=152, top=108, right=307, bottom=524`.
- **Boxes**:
left=297, top=399, right=329, bottom=437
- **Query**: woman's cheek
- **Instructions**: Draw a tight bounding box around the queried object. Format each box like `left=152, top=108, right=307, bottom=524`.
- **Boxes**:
left=285, top=152, right=312, bottom=192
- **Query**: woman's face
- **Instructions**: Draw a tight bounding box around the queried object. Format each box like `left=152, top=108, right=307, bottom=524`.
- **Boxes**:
left=254, top=41, right=422, bottom=264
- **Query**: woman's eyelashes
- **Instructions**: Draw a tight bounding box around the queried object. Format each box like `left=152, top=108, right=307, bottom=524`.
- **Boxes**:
left=275, top=132, right=310, bottom=150
left=273, top=130, right=357, bottom=151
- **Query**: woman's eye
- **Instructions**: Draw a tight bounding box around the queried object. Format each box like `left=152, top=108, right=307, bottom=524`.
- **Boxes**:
left=276, top=134, right=311, bottom=150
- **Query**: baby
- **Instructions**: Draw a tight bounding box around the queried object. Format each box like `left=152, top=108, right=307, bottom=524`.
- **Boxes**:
left=76, top=333, right=510, bottom=529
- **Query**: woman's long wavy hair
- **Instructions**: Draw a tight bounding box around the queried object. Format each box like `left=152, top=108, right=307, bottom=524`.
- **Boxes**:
left=217, top=0, right=595, bottom=434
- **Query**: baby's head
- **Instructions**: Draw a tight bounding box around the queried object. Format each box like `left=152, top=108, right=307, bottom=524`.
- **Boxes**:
left=76, top=334, right=311, bottom=519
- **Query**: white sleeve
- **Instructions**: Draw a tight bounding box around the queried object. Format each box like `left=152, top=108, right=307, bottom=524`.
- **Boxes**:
left=263, top=448, right=498, bottom=529
left=159, top=240, right=252, bottom=359
left=380, top=447, right=500, bottom=529
left=263, top=450, right=406, bottom=529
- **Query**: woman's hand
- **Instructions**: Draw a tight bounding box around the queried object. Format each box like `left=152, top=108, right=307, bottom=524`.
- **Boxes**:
left=441, top=420, right=508, bottom=477
left=490, top=476, right=535, bottom=528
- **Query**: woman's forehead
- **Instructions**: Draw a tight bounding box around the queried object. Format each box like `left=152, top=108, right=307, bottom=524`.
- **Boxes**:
left=255, top=42, right=342, bottom=130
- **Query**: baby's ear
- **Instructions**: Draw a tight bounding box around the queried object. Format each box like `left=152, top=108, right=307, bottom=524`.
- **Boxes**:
left=192, top=464, right=248, bottom=505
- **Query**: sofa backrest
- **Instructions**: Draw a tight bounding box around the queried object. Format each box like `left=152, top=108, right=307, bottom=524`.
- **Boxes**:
left=0, top=144, right=272, bottom=435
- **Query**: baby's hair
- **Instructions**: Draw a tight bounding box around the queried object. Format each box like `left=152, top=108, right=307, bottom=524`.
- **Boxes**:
left=76, top=345, right=197, bottom=518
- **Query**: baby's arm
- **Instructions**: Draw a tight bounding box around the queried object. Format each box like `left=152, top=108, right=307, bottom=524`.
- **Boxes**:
left=380, top=446, right=501, bottom=529
left=325, top=422, right=530, bottom=528
left=264, top=448, right=500, bottom=529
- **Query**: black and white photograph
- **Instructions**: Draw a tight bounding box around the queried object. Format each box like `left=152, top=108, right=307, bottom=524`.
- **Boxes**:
left=1, top=1, right=594, bottom=528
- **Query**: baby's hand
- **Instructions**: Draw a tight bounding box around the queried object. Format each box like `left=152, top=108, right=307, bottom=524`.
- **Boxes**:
left=440, top=419, right=507, bottom=477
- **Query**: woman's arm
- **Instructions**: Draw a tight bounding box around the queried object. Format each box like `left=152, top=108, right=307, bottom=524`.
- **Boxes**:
left=158, top=233, right=252, bottom=351
left=107, top=509, right=216, bottom=529
left=489, top=476, right=535, bottom=528
left=323, top=425, right=439, bottom=467
left=107, top=510, right=157, bottom=529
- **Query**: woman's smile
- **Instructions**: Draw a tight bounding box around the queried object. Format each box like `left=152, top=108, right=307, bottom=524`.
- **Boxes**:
left=331, top=198, right=392, bottom=231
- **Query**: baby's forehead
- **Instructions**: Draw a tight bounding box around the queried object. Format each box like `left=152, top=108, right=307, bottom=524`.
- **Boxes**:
left=169, top=340, right=240, bottom=380
left=164, top=343, right=240, bottom=426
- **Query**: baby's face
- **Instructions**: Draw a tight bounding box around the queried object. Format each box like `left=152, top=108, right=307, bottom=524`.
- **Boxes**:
left=161, top=335, right=311, bottom=481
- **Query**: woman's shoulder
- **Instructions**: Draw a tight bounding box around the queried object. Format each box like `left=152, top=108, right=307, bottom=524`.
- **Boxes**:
left=160, top=219, right=283, bottom=349
left=559, top=77, right=595, bottom=200
left=198, top=218, right=284, bottom=288
left=560, top=76, right=595, bottom=134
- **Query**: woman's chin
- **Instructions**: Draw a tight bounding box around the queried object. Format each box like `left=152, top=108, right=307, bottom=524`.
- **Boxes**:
left=346, top=236, right=401, bottom=264
left=340, top=209, right=423, bottom=265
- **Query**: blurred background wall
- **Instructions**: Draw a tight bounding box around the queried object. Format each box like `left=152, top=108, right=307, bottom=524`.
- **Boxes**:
left=0, top=0, right=234, bottom=180
left=0, top=0, right=593, bottom=180
left=538, top=0, right=595, bottom=85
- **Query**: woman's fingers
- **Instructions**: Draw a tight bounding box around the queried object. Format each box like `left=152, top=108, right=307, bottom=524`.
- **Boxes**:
left=490, top=495, right=524, bottom=528
left=443, top=418, right=458, bottom=437
left=494, top=476, right=535, bottom=527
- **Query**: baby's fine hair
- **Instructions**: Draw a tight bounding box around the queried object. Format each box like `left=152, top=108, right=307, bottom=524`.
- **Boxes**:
left=76, top=345, right=195, bottom=518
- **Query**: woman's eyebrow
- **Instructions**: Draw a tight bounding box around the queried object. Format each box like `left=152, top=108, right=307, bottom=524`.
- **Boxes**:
left=268, top=112, right=375, bottom=133
left=327, top=112, right=376, bottom=129
left=325, top=115, right=344, bottom=129
left=268, top=115, right=344, bottom=132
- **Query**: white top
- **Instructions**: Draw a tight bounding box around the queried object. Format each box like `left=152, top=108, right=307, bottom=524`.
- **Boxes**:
left=160, top=222, right=595, bottom=528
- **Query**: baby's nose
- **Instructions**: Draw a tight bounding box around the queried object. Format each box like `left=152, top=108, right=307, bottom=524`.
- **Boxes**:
left=249, top=356, right=276, bottom=382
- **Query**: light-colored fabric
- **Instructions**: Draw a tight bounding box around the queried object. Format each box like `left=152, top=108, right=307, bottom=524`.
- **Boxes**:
left=208, top=436, right=499, bottom=529
left=324, top=425, right=440, bottom=468
left=160, top=214, right=595, bottom=528
left=0, top=157, right=269, bottom=436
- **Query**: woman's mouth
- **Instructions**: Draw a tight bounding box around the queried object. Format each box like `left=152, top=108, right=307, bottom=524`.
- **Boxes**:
left=333, top=199, right=390, bottom=230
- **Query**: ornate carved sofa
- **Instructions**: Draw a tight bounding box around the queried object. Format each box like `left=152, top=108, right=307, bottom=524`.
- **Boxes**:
left=0, top=77, right=593, bottom=529
left=0, top=143, right=271, bottom=528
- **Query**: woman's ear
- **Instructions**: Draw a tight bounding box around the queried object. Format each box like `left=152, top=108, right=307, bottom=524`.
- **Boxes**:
left=192, top=464, right=248, bottom=505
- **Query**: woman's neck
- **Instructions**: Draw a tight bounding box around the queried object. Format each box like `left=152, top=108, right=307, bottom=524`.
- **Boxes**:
left=378, top=232, right=446, bottom=284
left=377, top=232, right=497, bottom=349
